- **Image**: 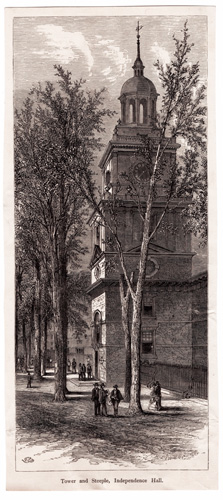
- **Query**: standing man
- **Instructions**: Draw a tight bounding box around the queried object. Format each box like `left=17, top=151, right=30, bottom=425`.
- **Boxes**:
left=91, top=382, right=100, bottom=416
left=87, top=362, right=92, bottom=379
left=78, top=363, right=82, bottom=381
left=154, top=380, right=162, bottom=411
left=26, top=371, right=32, bottom=389
left=82, top=363, right=86, bottom=380
left=72, top=358, right=76, bottom=374
left=99, top=383, right=108, bottom=416
left=110, top=384, right=123, bottom=417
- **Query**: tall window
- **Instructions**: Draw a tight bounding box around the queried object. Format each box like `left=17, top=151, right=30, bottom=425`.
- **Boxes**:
left=139, top=103, right=144, bottom=123
left=94, top=312, right=101, bottom=344
left=139, top=100, right=147, bottom=124
left=95, top=224, right=100, bottom=246
left=105, top=170, right=111, bottom=186
left=142, top=330, right=154, bottom=354
left=129, top=100, right=136, bottom=123
left=121, top=101, right=126, bottom=123
left=129, top=103, right=134, bottom=123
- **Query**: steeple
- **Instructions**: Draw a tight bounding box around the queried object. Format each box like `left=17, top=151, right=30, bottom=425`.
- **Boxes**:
left=119, top=20, right=158, bottom=127
left=132, top=21, right=144, bottom=76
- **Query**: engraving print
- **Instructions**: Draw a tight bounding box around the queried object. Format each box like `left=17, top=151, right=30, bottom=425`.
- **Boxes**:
left=6, top=7, right=217, bottom=491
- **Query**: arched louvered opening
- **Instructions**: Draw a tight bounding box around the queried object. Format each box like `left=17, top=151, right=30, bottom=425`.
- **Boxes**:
left=139, top=99, right=147, bottom=124
left=121, top=101, right=126, bottom=123
left=129, top=99, right=136, bottom=123
left=151, top=99, right=155, bottom=118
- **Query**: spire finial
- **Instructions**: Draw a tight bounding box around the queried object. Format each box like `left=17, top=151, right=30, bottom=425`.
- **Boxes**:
left=136, top=21, right=143, bottom=59
left=133, top=21, right=144, bottom=76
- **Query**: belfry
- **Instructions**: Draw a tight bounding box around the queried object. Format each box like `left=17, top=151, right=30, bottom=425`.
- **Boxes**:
left=88, top=24, right=207, bottom=397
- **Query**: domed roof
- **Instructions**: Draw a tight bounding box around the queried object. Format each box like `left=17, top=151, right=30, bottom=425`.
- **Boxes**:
left=120, top=75, right=157, bottom=96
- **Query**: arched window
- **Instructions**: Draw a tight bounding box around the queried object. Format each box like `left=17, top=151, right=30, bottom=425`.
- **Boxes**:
left=129, top=103, right=134, bottom=123
left=140, top=99, right=147, bottom=124
left=139, top=103, right=144, bottom=123
left=94, top=312, right=101, bottom=344
left=129, top=100, right=136, bottom=123
left=121, top=101, right=126, bottom=123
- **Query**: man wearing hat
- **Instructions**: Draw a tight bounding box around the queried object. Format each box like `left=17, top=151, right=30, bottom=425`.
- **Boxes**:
left=99, top=383, right=109, bottom=416
left=110, top=384, right=123, bottom=417
left=91, top=382, right=100, bottom=416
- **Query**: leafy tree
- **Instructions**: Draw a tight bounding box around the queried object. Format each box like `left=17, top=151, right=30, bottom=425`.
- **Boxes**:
left=15, top=68, right=115, bottom=400
left=71, top=22, right=207, bottom=412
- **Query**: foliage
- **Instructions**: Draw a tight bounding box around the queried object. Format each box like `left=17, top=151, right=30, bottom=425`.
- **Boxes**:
left=15, top=66, right=115, bottom=396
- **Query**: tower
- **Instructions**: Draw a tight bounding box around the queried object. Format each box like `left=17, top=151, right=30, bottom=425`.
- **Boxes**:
left=88, top=24, right=195, bottom=389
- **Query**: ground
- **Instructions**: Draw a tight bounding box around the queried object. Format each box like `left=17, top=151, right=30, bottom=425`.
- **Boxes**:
left=16, top=372, right=208, bottom=471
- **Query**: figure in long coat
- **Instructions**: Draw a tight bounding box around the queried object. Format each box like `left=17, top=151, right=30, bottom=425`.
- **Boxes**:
left=91, top=382, right=100, bottom=416
left=110, top=384, right=123, bottom=417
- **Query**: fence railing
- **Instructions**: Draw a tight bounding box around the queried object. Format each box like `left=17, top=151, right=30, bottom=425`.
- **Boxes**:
left=140, top=363, right=207, bottom=399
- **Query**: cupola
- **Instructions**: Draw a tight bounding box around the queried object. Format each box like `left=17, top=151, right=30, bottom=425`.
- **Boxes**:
left=119, top=22, right=158, bottom=127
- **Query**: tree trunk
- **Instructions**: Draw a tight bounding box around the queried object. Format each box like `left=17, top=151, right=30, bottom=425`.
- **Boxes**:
left=30, top=299, right=35, bottom=368
left=41, top=317, right=48, bottom=376
left=124, top=325, right=131, bottom=403
left=129, top=297, right=143, bottom=414
left=22, top=319, right=28, bottom=372
left=33, top=260, right=42, bottom=380
left=128, top=198, right=153, bottom=414
left=119, top=274, right=132, bottom=402
left=52, top=184, right=68, bottom=401
left=27, top=315, right=32, bottom=369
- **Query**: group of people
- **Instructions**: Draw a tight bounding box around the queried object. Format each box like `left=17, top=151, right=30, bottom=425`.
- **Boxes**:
left=91, top=382, right=123, bottom=417
left=78, top=362, right=92, bottom=380
left=67, top=358, right=77, bottom=373
left=66, top=359, right=93, bottom=380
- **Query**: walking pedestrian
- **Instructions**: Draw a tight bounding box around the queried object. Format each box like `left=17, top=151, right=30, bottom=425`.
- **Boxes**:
left=110, top=384, right=123, bottom=417
left=26, top=371, right=32, bottom=389
left=72, top=358, right=77, bottom=374
left=78, top=363, right=82, bottom=381
left=82, top=363, right=86, bottom=380
left=99, top=383, right=108, bottom=416
left=91, top=382, right=100, bottom=416
left=87, top=362, right=92, bottom=379
left=154, top=380, right=161, bottom=410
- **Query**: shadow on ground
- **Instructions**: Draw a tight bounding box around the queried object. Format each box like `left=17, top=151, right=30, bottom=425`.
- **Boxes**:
left=16, top=375, right=208, bottom=468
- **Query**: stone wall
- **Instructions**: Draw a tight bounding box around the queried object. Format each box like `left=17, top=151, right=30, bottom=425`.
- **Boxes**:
left=142, top=286, right=193, bottom=367
left=103, top=253, right=192, bottom=281
left=192, top=276, right=207, bottom=369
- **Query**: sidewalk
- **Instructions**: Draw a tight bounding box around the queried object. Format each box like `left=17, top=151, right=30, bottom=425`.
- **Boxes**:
left=66, top=373, right=208, bottom=411
left=16, top=372, right=208, bottom=471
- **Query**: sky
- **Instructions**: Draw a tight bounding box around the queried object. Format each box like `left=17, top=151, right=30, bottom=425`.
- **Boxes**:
left=13, top=14, right=208, bottom=272
left=13, top=15, right=208, bottom=134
